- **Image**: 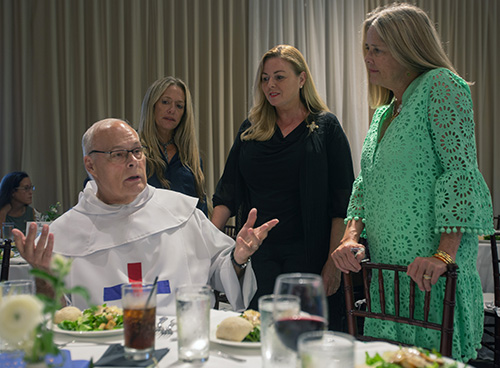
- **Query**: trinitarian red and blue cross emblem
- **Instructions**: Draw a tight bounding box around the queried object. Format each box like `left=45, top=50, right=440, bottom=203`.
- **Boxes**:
left=103, top=262, right=171, bottom=302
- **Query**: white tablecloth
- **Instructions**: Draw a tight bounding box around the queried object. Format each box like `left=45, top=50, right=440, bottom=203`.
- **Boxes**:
left=477, top=240, right=497, bottom=293
left=8, top=257, right=33, bottom=282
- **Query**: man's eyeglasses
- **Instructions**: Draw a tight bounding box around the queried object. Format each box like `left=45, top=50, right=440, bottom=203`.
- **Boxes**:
left=88, top=146, right=145, bottom=164
left=16, top=185, right=35, bottom=192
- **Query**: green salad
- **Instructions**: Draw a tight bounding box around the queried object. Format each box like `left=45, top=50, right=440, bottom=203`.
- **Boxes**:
left=365, top=347, right=458, bottom=368
left=57, top=304, right=124, bottom=332
left=240, top=309, right=261, bottom=342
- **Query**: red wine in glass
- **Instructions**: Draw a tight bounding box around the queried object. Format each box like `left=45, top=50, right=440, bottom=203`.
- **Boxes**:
left=275, top=315, right=327, bottom=351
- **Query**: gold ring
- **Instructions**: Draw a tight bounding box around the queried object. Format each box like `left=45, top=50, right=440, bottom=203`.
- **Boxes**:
left=423, top=274, right=431, bottom=280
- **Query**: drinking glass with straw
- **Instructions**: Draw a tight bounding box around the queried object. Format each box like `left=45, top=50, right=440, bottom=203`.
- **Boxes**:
left=122, top=277, right=158, bottom=361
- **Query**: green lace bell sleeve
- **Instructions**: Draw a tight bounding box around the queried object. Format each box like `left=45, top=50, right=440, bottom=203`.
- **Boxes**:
left=428, top=68, right=494, bottom=235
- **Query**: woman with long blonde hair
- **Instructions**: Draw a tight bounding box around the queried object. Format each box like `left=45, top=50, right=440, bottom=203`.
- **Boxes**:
left=139, top=76, right=207, bottom=215
left=212, top=45, right=355, bottom=330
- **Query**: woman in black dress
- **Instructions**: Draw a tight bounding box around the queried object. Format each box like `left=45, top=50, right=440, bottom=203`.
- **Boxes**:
left=212, top=45, right=355, bottom=330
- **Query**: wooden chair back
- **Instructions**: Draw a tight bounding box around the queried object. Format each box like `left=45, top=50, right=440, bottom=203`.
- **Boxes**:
left=483, top=231, right=500, bottom=366
left=223, top=225, right=237, bottom=240
left=344, top=262, right=458, bottom=357
left=0, top=239, right=12, bottom=281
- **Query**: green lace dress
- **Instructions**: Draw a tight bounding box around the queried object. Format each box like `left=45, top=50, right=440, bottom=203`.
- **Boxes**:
left=346, top=68, right=494, bottom=361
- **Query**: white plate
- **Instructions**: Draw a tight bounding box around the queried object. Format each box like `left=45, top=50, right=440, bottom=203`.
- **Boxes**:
left=53, top=324, right=123, bottom=337
left=355, top=342, right=467, bottom=368
left=210, top=325, right=261, bottom=348
left=209, top=309, right=261, bottom=348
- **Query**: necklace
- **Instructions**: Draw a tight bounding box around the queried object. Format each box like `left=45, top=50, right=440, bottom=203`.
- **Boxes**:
left=393, top=98, right=403, bottom=118
left=160, top=138, right=175, bottom=161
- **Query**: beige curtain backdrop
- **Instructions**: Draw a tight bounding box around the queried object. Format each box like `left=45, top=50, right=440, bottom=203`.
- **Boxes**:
left=1, top=0, right=498, bottom=217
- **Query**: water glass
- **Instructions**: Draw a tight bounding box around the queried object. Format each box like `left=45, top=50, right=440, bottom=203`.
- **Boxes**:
left=122, top=283, right=157, bottom=361
left=0, top=279, right=35, bottom=297
left=2, top=222, right=14, bottom=240
left=26, top=221, right=51, bottom=238
left=298, top=331, right=355, bottom=368
left=175, top=284, right=212, bottom=362
left=259, top=294, right=301, bottom=368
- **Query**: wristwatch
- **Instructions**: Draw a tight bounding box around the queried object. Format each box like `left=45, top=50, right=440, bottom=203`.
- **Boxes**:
left=231, top=248, right=250, bottom=269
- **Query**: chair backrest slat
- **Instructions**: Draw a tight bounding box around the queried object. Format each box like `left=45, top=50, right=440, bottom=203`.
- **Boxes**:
left=0, top=239, right=12, bottom=281
left=394, top=271, right=400, bottom=316
left=363, top=267, right=371, bottom=312
left=424, top=291, right=431, bottom=322
left=409, top=279, right=415, bottom=320
left=378, top=269, right=385, bottom=314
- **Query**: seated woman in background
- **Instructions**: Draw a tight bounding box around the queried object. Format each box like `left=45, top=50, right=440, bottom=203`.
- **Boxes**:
left=139, top=76, right=207, bottom=215
left=0, top=171, right=40, bottom=234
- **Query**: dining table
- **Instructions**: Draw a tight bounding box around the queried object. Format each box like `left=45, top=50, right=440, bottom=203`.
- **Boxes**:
left=36, top=309, right=467, bottom=368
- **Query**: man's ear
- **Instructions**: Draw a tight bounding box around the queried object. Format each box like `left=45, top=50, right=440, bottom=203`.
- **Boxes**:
left=84, top=156, right=97, bottom=178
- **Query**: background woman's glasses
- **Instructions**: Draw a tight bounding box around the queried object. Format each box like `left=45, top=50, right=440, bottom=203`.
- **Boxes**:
left=15, top=185, right=35, bottom=192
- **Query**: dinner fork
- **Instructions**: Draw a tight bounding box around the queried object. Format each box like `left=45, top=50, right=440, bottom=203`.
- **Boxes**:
left=158, top=319, right=175, bottom=338
left=156, top=316, right=168, bottom=336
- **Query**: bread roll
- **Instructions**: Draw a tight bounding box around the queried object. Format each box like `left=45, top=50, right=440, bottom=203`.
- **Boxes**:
left=54, top=306, right=82, bottom=324
left=215, top=316, right=254, bottom=342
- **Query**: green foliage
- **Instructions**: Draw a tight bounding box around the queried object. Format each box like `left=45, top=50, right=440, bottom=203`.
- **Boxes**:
left=243, top=324, right=260, bottom=342
left=25, top=255, right=89, bottom=364
left=41, top=202, right=62, bottom=222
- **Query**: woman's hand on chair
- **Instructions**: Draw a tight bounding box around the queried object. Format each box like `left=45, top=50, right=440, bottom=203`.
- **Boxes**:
left=407, top=256, right=447, bottom=292
left=331, top=240, right=365, bottom=273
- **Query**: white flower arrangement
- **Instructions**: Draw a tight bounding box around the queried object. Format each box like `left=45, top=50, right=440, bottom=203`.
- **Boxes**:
left=0, top=254, right=89, bottom=364
left=0, top=294, right=43, bottom=346
left=40, top=202, right=62, bottom=222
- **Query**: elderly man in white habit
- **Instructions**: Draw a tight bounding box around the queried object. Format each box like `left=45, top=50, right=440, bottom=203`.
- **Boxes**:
left=14, top=118, right=278, bottom=315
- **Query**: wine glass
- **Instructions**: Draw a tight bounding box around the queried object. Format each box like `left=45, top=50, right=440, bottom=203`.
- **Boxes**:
left=272, top=273, right=328, bottom=352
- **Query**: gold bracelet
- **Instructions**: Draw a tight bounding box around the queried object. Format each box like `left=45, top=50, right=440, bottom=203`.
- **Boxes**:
left=436, top=250, right=454, bottom=263
left=433, top=250, right=455, bottom=265
left=433, top=253, right=448, bottom=264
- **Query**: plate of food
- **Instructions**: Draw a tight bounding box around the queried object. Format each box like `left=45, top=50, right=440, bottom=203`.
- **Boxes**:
left=210, top=309, right=261, bottom=348
left=52, top=304, right=124, bottom=337
left=355, top=342, right=465, bottom=368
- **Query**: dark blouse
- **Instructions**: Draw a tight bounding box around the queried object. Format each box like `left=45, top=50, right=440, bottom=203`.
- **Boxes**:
left=6, top=205, right=35, bottom=234
left=147, top=151, right=208, bottom=216
left=239, top=121, right=305, bottom=243
left=213, top=112, right=355, bottom=272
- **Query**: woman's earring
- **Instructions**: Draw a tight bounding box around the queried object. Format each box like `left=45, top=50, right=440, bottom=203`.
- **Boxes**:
left=406, top=71, right=411, bottom=77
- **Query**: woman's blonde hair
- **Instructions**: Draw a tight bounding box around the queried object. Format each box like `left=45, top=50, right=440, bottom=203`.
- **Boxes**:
left=138, top=76, right=206, bottom=201
left=363, top=3, right=458, bottom=108
left=243, top=44, right=330, bottom=141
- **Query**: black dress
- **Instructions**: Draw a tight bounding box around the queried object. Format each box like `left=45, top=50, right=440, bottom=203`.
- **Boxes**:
left=213, top=112, right=355, bottom=330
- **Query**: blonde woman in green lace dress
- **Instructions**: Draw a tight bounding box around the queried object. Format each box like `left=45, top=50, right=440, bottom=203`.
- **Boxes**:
left=331, top=3, right=494, bottom=362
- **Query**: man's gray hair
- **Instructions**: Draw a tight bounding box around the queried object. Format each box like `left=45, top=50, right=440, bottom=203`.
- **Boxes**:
left=82, top=118, right=132, bottom=157
left=82, top=118, right=131, bottom=179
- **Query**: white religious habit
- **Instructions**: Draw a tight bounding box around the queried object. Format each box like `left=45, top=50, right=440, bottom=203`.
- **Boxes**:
left=49, top=181, right=257, bottom=315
